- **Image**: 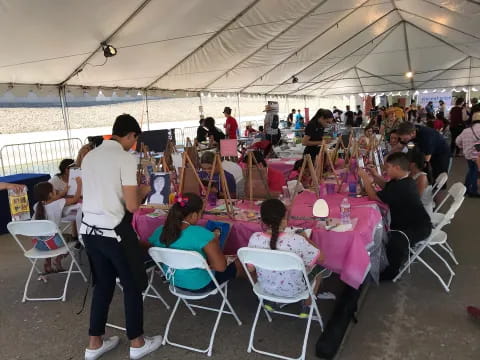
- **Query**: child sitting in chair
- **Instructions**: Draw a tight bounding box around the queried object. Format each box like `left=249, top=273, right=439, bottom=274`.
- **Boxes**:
left=288, top=159, right=312, bottom=188
left=358, top=152, right=432, bottom=281
left=148, top=193, right=244, bottom=292
left=32, top=180, right=82, bottom=273
left=248, top=199, right=324, bottom=317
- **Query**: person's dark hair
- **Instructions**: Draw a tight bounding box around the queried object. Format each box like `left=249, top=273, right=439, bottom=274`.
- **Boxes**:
left=160, top=193, right=204, bottom=247
left=243, top=150, right=267, bottom=167
left=346, top=105, right=350, bottom=111
left=199, top=118, right=204, bottom=125
left=112, top=114, right=141, bottom=137
left=439, top=100, right=444, bottom=105
left=293, top=159, right=304, bottom=171
left=200, top=151, right=215, bottom=165
left=297, top=109, right=301, bottom=112
left=292, top=109, right=296, bottom=112
left=471, top=97, right=478, bottom=105
left=364, top=124, right=374, bottom=133
left=204, top=117, right=216, bottom=130
left=426, top=112, right=435, bottom=120
left=356, top=105, right=361, bottom=109
left=455, top=97, right=464, bottom=106
left=33, top=182, right=54, bottom=220
left=57, top=158, right=74, bottom=177
left=223, top=107, right=232, bottom=115
left=427, top=101, right=433, bottom=105
left=397, top=122, right=416, bottom=135
left=408, top=149, right=426, bottom=170
left=426, top=120, right=434, bottom=128
left=258, top=126, right=264, bottom=132
left=386, top=152, right=410, bottom=171
left=310, top=108, right=334, bottom=127
left=260, top=199, right=286, bottom=250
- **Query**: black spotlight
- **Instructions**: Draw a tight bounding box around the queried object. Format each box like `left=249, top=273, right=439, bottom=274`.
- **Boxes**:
left=101, top=42, right=117, bottom=58
left=292, top=76, right=299, bottom=84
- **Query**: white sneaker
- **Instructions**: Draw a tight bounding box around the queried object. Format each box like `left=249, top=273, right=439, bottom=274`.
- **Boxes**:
left=85, top=336, right=120, bottom=360
left=130, top=335, right=163, bottom=359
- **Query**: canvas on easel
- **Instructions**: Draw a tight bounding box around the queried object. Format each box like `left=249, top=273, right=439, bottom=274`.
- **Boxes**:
left=289, top=154, right=319, bottom=205
left=9, top=187, right=31, bottom=221
left=178, top=151, right=206, bottom=196
left=244, top=151, right=271, bottom=201
left=204, top=153, right=235, bottom=218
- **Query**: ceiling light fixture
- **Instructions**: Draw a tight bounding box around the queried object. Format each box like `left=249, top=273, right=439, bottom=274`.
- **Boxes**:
left=462, top=88, right=468, bottom=92
left=423, top=90, right=428, bottom=94
left=379, top=92, right=385, bottom=96
left=405, top=71, right=413, bottom=79
left=441, top=89, right=446, bottom=93
left=432, top=89, right=437, bottom=93
left=452, top=88, right=458, bottom=92
left=472, top=87, right=479, bottom=92
left=101, top=42, right=117, bottom=58
left=292, top=76, right=299, bottom=84
left=414, top=90, right=419, bottom=95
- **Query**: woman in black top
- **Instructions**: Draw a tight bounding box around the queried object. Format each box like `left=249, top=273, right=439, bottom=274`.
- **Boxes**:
left=204, top=116, right=225, bottom=145
left=302, top=109, right=334, bottom=161
left=196, top=118, right=208, bottom=143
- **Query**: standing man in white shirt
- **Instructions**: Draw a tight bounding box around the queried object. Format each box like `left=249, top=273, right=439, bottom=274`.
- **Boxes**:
left=81, top=114, right=162, bottom=360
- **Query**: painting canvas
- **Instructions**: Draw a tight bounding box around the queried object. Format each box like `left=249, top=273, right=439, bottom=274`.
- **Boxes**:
left=147, top=172, right=170, bottom=205
left=205, top=220, right=231, bottom=249
left=8, top=188, right=31, bottom=221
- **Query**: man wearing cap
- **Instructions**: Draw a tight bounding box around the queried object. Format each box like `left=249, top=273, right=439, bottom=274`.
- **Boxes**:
left=81, top=114, right=162, bottom=359
left=223, top=106, right=238, bottom=139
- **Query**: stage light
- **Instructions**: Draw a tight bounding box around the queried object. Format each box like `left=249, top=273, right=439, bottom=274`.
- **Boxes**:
left=101, top=42, right=117, bottom=58
left=405, top=71, right=413, bottom=79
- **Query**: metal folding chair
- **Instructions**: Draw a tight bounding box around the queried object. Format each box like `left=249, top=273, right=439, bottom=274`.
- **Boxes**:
left=148, top=247, right=242, bottom=357
left=237, top=247, right=323, bottom=360
left=8, top=220, right=87, bottom=302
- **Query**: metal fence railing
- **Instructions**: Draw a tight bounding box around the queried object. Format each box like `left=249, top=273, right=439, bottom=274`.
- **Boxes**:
left=173, top=128, right=184, bottom=146
left=183, top=126, right=197, bottom=144
left=0, top=138, right=83, bottom=176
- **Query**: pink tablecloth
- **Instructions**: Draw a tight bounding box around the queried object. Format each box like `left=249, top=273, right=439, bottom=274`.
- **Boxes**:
left=133, top=191, right=382, bottom=289
left=266, top=158, right=299, bottom=178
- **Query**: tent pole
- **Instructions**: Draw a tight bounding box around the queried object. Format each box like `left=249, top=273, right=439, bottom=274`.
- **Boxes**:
left=237, top=93, right=241, bottom=122
left=58, top=86, right=73, bottom=157
left=198, top=92, right=204, bottom=119
left=144, top=90, right=150, bottom=130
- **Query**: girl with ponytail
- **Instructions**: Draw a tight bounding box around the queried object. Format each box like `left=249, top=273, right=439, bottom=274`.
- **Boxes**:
left=149, top=193, right=243, bottom=292
left=248, top=199, right=324, bottom=313
left=33, top=179, right=82, bottom=273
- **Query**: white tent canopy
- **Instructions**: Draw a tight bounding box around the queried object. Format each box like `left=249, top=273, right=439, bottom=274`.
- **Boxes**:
left=1, top=0, right=480, bottom=97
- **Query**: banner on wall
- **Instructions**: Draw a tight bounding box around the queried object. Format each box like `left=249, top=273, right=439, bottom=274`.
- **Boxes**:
left=417, top=93, right=453, bottom=107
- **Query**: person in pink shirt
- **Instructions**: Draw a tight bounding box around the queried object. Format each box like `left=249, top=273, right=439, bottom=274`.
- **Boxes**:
left=223, top=107, right=238, bottom=139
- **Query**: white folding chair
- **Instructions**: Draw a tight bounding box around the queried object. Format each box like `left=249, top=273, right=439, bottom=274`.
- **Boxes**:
left=393, top=198, right=464, bottom=292
left=432, top=172, right=448, bottom=203
left=148, top=247, right=242, bottom=357
left=237, top=247, right=323, bottom=360
left=430, top=182, right=466, bottom=227
left=7, top=220, right=87, bottom=302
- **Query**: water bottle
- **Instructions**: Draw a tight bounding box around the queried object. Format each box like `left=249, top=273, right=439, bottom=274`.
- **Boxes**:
left=340, top=198, right=351, bottom=224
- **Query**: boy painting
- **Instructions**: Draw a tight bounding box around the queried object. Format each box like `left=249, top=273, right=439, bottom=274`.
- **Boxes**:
left=358, top=152, right=432, bottom=280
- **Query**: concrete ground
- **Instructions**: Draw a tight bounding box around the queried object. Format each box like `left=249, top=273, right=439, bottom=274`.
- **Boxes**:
left=0, top=159, right=479, bottom=360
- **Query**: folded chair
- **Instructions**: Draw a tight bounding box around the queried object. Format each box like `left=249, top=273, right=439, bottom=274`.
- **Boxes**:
left=392, top=194, right=464, bottom=292
left=8, top=220, right=87, bottom=302
left=237, top=247, right=323, bottom=360
left=148, top=247, right=242, bottom=357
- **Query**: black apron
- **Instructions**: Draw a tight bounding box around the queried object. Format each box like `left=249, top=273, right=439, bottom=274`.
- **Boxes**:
left=83, top=211, right=148, bottom=292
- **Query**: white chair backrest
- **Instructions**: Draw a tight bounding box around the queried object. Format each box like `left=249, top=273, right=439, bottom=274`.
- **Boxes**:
left=433, top=173, right=448, bottom=189
left=148, top=247, right=208, bottom=270
left=435, top=182, right=466, bottom=213
left=8, top=220, right=59, bottom=237
left=237, top=247, right=305, bottom=272
left=433, top=196, right=465, bottom=233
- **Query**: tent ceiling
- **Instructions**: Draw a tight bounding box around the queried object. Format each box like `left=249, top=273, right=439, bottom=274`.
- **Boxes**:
left=1, top=0, right=480, bottom=96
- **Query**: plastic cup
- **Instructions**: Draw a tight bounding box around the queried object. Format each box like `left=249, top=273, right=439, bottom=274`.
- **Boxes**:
left=326, top=183, right=335, bottom=195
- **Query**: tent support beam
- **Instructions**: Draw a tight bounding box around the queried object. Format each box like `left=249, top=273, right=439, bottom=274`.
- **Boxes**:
left=267, top=9, right=395, bottom=94
left=301, top=68, right=355, bottom=96
left=274, top=9, right=398, bottom=95
left=293, top=20, right=402, bottom=95
left=202, top=0, right=330, bottom=90
left=145, top=0, right=261, bottom=89
left=398, top=8, right=480, bottom=41
left=238, top=0, right=371, bottom=93
left=356, top=67, right=409, bottom=90
left=354, top=67, right=366, bottom=94
left=59, top=0, right=153, bottom=86
left=144, top=91, right=150, bottom=131
left=415, top=56, right=470, bottom=89
left=419, top=0, right=476, bottom=19
left=402, top=22, right=415, bottom=89
left=58, top=86, right=73, bottom=156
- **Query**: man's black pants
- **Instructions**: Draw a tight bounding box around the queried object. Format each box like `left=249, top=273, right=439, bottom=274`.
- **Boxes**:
left=84, top=234, right=144, bottom=340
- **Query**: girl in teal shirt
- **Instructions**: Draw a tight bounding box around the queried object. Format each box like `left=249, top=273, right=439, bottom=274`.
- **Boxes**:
left=149, top=193, right=239, bottom=292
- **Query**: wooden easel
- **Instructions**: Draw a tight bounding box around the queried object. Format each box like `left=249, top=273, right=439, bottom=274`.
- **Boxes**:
left=314, top=141, right=341, bottom=187
left=246, top=150, right=271, bottom=202
left=290, top=154, right=319, bottom=203
left=204, top=153, right=235, bottom=218
left=178, top=151, right=206, bottom=195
